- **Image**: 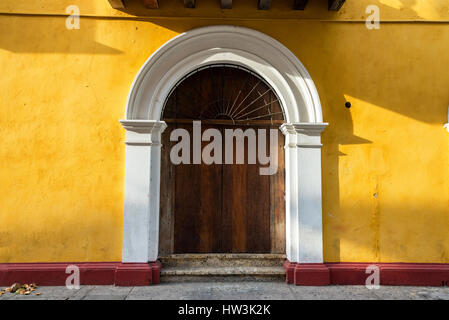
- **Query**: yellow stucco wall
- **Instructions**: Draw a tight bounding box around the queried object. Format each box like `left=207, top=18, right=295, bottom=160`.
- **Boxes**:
left=0, top=0, right=448, bottom=263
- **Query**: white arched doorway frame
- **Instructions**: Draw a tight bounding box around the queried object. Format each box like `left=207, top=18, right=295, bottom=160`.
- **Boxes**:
left=120, top=25, right=328, bottom=264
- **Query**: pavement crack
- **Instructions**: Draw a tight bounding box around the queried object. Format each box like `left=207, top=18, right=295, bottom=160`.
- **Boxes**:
left=124, top=286, right=134, bottom=300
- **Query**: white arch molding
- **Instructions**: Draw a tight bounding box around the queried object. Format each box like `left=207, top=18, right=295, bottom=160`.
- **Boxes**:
left=120, top=25, right=328, bottom=264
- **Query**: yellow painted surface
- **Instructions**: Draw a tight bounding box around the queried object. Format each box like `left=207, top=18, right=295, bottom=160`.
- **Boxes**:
left=0, top=0, right=448, bottom=263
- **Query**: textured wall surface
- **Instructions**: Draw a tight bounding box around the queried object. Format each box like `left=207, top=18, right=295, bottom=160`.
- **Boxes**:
left=0, top=0, right=448, bottom=263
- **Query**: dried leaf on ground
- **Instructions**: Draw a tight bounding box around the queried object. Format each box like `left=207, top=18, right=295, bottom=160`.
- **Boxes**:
left=10, top=283, right=21, bottom=293
left=2, top=283, right=40, bottom=296
left=17, top=289, right=26, bottom=295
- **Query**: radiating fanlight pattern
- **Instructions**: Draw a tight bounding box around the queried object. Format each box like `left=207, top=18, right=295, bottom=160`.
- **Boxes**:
left=162, top=65, right=285, bottom=125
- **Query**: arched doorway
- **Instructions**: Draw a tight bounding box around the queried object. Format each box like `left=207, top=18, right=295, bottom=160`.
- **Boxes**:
left=119, top=25, right=327, bottom=265
left=158, top=65, right=286, bottom=255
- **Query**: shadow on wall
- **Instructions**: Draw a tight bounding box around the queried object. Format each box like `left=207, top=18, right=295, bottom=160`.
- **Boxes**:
left=0, top=14, right=122, bottom=54
left=0, top=9, right=122, bottom=54
left=108, top=0, right=449, bottom=22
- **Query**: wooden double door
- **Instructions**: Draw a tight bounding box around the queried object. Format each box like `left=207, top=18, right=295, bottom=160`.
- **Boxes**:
left=159, top=122, right=285, bottom=254
left=158, top=65, right=286, bottom=255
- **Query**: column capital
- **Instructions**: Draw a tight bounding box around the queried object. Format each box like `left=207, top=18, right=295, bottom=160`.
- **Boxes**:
left=119, top=120, right=167, bottom=146
left=280, top=122, right=328, bottom=136
left=119, top=120, right=167, bottom=134
left=280, top=122, right=328, bottom=148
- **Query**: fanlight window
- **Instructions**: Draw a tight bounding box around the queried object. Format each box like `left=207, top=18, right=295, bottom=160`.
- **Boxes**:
left=162, top=64, right=285, bottom=125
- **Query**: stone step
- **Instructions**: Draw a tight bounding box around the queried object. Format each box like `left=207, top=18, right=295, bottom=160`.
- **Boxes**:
left=160, top=253, right=286, bottom=268
left=160, top=266, right=285, bottom=282
left=159, top=254, right=286, bottom=282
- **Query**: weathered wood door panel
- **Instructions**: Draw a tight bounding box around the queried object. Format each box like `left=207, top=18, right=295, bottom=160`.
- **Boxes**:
left=173, top=124, right=223, bottom=253
left=221, top=125, right=271, bottom=253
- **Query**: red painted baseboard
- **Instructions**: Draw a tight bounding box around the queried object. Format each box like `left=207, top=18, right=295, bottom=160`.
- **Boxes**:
left=284, top=260, right=449, bottom=286
left=0, top=261, right=161, bottom=286
left=2, top=260, right=449, bottom=287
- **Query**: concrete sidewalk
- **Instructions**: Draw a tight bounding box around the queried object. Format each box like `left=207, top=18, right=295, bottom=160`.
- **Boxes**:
left=2, top=281, right=449, bottom=300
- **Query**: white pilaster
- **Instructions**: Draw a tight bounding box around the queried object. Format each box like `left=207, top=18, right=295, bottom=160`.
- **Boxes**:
left=120, top=120, right=167, bottom=263
left=280, top=122, right=328, bottom=263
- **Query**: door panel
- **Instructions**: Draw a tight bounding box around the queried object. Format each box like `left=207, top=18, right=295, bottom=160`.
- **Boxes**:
left=222, top=125, right=271, bottom=253
left=172, top=124, right=223, bottom=253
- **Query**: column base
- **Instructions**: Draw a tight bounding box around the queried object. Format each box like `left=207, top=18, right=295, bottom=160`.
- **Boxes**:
left=115, top=261, right=161, bottom=286
left=284, top=260, right=330, bottom=286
